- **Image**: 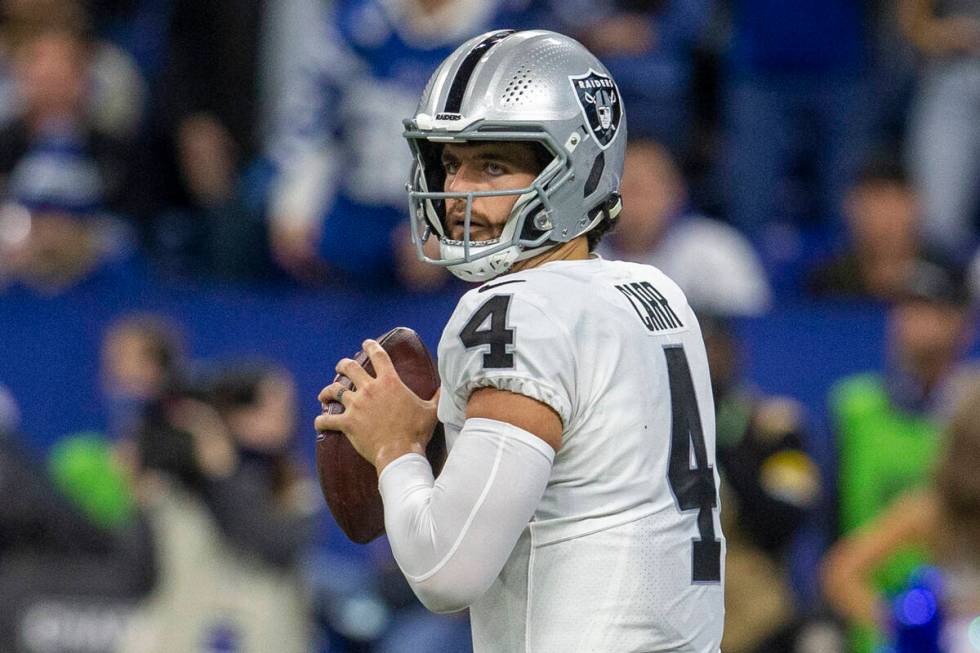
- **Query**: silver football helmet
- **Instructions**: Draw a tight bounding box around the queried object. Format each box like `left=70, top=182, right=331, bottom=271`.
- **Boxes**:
left=403, top=29, right=627, bottom=282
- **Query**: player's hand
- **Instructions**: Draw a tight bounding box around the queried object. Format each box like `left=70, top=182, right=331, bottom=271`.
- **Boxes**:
left=315, top=339, right=440, bottom=474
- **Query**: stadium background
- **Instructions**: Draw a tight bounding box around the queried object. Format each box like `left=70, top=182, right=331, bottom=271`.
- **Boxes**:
left=0, top=0, right=978, bottom=652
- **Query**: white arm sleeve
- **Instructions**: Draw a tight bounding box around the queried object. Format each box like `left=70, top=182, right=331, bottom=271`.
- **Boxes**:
left=378, top=417, right=555, bottom=614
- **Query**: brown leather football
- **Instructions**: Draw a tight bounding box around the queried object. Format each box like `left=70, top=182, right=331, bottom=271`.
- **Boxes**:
left=316, top=327, right=446, bottom=544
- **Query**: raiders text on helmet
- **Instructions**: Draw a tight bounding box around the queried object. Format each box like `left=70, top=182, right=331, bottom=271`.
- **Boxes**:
left=403, top=30, right=626, bottom=282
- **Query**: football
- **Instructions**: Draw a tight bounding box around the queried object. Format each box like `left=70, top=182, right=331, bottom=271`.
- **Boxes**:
left=316, top=327, right=446, bottom=544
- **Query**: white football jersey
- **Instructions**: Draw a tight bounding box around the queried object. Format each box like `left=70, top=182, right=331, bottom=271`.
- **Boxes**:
left=437, top=257, right=725, bottom=653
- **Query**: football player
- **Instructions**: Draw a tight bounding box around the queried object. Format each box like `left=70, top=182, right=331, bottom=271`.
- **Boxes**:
left=316, top=29, right=725, bottom=651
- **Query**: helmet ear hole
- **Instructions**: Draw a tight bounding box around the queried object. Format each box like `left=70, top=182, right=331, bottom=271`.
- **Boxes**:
left=519, top=206, right=545, bottom=242
left=512, top=141, right=558, bottom=243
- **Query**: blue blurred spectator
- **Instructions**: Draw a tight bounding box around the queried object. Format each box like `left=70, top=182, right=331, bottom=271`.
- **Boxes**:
left=266, top=0, right=539, bottom=286
left=0, top=7, right=144, bottom=294
left=548, top=0, right=711, bottom=153
left=143, top=0, right=311, bottom=280
left=0, top=0, right=147, bottom=140
left=0, top=6, right=139, bottom=209
left=806, top=160, right=922, bottom=302
left=721, top=0, right=872, bottom=250
left=900, top=0, right=980, bottom=263
left=602, top=138, right=771, bottom=316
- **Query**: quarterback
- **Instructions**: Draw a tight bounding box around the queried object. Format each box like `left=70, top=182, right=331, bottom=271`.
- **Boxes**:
left=316, top=30, right=725, bottom=652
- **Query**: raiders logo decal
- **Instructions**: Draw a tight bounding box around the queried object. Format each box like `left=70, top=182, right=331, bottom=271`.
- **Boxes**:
left=569, top=69, right=622, bottom=149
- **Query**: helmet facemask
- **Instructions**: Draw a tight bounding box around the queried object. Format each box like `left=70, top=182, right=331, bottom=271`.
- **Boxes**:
left=405, top=128, right=574, bottom=283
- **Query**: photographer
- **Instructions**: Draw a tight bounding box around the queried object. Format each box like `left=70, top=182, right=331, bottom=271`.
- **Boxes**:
left=120, top=363, right=316, bottom=653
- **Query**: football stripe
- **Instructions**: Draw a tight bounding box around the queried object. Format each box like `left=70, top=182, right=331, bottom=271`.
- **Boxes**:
left=443, top=30, right=515, bottom=114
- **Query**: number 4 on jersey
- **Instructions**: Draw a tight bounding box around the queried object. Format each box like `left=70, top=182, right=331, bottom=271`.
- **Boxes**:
left=664, top=345, right=722, bottom=583
left=460, top=295, right=515, bottom=369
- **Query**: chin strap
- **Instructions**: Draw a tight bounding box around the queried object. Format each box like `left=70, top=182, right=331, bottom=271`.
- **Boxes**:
left=574, top=194, right=621, bottom=240
left=442, top=240, right=521, bottom=283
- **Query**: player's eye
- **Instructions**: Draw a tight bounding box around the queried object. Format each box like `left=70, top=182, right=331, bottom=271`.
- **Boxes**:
left=442, top=157, right=459, bottom=175
left=485, top=161, right=505, bottom=176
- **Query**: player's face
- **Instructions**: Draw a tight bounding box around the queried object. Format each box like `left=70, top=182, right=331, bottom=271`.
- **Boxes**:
left=441, top=142, right=542, bottom=241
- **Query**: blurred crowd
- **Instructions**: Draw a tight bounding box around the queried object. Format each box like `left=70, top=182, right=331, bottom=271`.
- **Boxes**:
left=1, top=0, right=980, bottom=651
left=0, top=0, right=976, bottom=300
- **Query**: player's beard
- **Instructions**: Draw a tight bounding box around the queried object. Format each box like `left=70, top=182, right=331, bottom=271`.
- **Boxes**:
left=445, top=205, right=502, bottom=242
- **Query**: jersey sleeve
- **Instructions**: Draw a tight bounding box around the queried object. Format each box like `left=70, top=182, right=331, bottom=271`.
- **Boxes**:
left=438, top=286, right=576, bottom=427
